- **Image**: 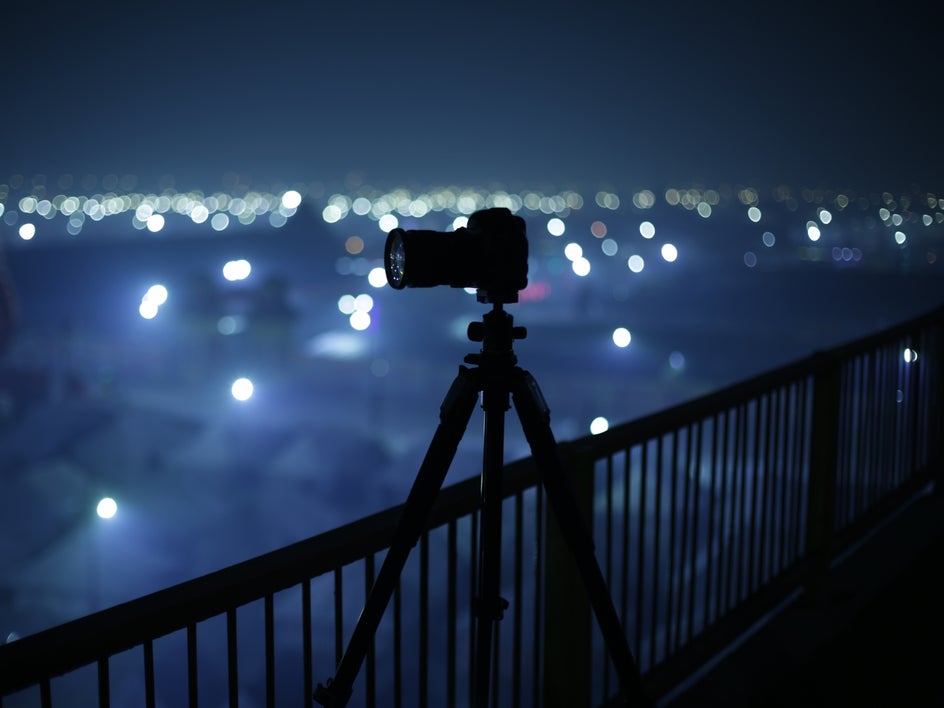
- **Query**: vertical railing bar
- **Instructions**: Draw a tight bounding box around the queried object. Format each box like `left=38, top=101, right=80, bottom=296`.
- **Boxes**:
left=790, top=382, right=806, bottom=564
left=908, top=335, right=922, bottom=482
left=715, top=409, right=730, bottom=621
left=448, top=520, right=457, bottom=708
left=533, top=488, right=543, bottom=708
left=469, top=511, right=478, bottom=708
left=265, top=593, right=275, bottom=708
left=846, top=357, right=859, bottom=523
left=863, top=350, right=878, bottom=511
left=705, top=414, right=718, bottom=628
left=852, top=355, right=865, bottom=522
left=748, top=395, right=763, bottom=594
left=420, top=534, right=429, bottom=708
left=144, top=639, right=156, bottom=708
left=732, top=403, right=746, bottom=608
left=687, top=418, right=702, bottom=643
left=334, top=569, right=343, bottom=667
left=874, top=345, right=887, bottom=502
left=604, top=454, right=614, bottom=695
left=834, top=362, right=848, bottom=530
left=40, top=679, right=52, bottom=708
left=854, top=351, right=872, bottom=516
left=665, top=431, right=679, bottom=658
left=898, top=338, right=908, bottom=484
left=649, top=435, right=663, bottom=669
left=770, top=386, right=784, bottom=576
left=513, top=492, right=524, bottom=708
left=896, top=338, right=906, bottom=485
left=761, top=387, right=777, bottom=581
left=98, top=656, right=110, bottom=708
left=779, top=383, right=794, bottom=569
left=227, top=608, right=239, bottom=708
left=302, top=580, right=312, bottom=708
left=675, top=424, right=692, bottom=652
left=757, top=391, right=772, bottom=586
left=886, top=341, right=898, bottom=493
left=394, top=579, right=402, bottom=708
left=620, top=448, right=631, bottom=642
left=364, top=555, right=376, bottom=708
left=635, top=442, right=647, bottom=664
left=187, top=623, right=198, bottom=708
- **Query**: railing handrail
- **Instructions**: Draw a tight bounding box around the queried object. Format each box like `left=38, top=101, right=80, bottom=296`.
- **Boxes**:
left=2, top=302, right=942, bottom=698
left=581, top=304, right=944, bottom=459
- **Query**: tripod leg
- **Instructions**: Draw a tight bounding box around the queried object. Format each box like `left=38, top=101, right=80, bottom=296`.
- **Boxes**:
left=511, top=369, right=652, bottom=707
left=473, top=382, right=511, bottom=707
left=314, top=367, right=480, bottom=708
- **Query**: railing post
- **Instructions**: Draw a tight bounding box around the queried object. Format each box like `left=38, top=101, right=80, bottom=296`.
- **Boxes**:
left=804, top=353, right=841, bottom=598
left=543, top=442, right=593, bottom=707
left=936, top=320, right=944, bottom=496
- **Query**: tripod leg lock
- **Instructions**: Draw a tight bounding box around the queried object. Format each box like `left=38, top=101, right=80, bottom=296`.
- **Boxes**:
left=473, top=595, right=509, bottom=621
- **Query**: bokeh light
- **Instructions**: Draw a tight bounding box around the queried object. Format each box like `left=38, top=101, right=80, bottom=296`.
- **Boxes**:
left=612, top=327, right=632, bottom=347
left=223, top=259, right=252, bottom=281
left=96, top=497, right=118, bottom=519
left=231, top=377, right=254, bottom=401
left=590, top=417, right=609, bottom=435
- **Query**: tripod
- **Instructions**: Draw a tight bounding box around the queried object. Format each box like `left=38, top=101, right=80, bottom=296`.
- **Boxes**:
left=315, top=303, right=650, bottom=707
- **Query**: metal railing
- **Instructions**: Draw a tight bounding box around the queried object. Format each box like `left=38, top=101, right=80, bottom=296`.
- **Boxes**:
left=1, top=306, right=941, bottom=707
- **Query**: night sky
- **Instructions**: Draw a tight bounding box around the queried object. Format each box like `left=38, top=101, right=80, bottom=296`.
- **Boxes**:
left=5, top=0, right=942, bottom=191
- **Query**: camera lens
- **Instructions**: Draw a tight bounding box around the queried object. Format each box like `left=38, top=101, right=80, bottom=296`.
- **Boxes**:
left=385, top=230, right=407, bottom=289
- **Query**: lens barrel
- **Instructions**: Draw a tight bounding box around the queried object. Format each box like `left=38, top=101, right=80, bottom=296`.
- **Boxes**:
left=383, top=207, right=528, bottom=301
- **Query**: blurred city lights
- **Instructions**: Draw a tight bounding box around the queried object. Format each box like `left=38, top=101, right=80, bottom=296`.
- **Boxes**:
left=18, top=223, right=36, bottom=240
left=590, top=417, right=609, bottom=435
left=661, top=244, right=678, bottom=262
left=669, top=351, right=686, bottom=371
left=211, top=213, right=230, bottom=231
left=612, top=327, right=632, bottom=347
left=144, top=284, right=168, bottom=306
left=350, top=311, right=371, bottom=330
left=146, top=214, right=165, bottom=233
left=378, top=214, right=398, bottom=232
left=748, top=207, right=762, bottom=223
left=903, top=347, right=919, bottom=363
left=452, top=216, right=469, bottom=230
left=139, top=301, right=159, bottom=319
left=367, top=267, right=387, bottom=287
left=639, top=221, right=655, bottom=239
left=806, top=222, right=821, bottom=241
left=571, top=257, right=591, bottom=276
left=547, top=217, right=566, bottom=236
left=139, top=284, right=168, bottom=319
left=231, top=377, right=254, bottom=401
left=96, top=497, right=118, bottom=519
left=223, top=259, right=252, bottom=281
left=281, top=190, right=302, bottom=209
left=762, top=231, right=776, bottom=247
left=354, top=294, right=374, bottom=312
left=627, top=255, right=645, bottom=273
left=564, top=242, right=583, bottom=261
left=338, top=294, right=356, bottom=314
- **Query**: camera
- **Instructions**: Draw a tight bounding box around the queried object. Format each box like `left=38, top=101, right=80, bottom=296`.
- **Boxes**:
left=384, top=207, right=528, bottom=304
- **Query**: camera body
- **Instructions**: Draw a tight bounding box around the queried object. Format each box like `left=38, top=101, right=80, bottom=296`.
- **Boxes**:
left=384, top=207, right=528, bottom=304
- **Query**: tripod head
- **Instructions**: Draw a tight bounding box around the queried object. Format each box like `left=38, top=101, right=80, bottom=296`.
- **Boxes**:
left=464, top=302, right=527, bottom=369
